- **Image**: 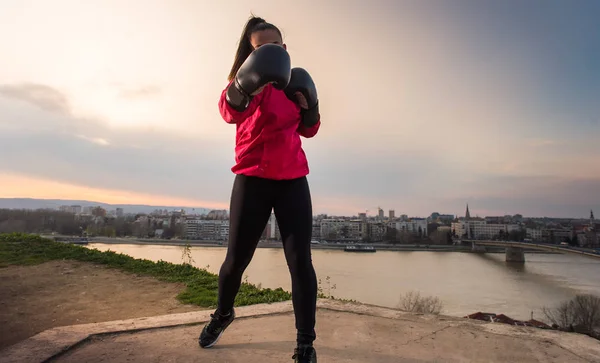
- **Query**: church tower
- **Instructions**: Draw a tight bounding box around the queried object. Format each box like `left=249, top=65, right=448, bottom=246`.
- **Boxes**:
left=465, top=204, right=471, bottom=220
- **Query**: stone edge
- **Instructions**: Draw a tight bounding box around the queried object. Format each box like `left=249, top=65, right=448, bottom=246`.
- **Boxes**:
left=2, top=299, right=600, bottom=363
left=1, top=301, right=296, bottom=363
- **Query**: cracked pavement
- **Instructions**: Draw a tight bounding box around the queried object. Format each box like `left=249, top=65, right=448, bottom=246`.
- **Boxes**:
left=46, top=308, right=599, bottom=363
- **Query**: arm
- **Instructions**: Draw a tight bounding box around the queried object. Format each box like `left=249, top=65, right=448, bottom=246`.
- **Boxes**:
left=285, top=68, right=320, bottom=135
left=218, top=82, right=264, bottom=124
left=297, top=117, right=321, bottom=138
left=219, top=44, right=291, bottom=124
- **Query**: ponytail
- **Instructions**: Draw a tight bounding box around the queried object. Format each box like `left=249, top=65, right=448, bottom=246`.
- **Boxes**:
left=227, top=15, right=282, bottom=81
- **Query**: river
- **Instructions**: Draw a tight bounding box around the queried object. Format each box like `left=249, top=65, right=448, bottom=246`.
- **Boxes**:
left=87, top=243, right=600, bottom=321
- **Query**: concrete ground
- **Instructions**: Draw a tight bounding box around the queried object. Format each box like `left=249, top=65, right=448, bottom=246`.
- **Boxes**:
left=2, top=300, right=599, bottom=363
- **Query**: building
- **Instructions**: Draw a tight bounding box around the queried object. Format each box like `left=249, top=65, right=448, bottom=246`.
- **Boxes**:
left=451, top=204, right=520, bottom=240
left=312, top=219, right=322, bottom=240
left=389, top=219, right=428, bottom=237
left=347, top=220, right=368, bottom=240
left=430, top=213, right=454, bottom=224
left=116, top=208, right=124, bottom=218
left=183, top=219, right=229, bottom=240
left=263, top=213, right=281, bottom=240
left=389, top=210, right=395, bottom=220
left=542, top=228, right=573, bottom=243
left=368, top=221, right=386, bottom=240
left=526, top=228, right=543, bottom=241
left=584, top=210, right=599, bottom=248
left=58, top=205, right=82, bottom=214
left=207, top=210, right=228, bottom=220
left=320, top=218, right=346, bottom=240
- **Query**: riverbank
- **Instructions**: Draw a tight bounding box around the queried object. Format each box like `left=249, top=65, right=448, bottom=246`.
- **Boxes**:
left=0, top=259, right=200, bottom=350
left=3, top=233, right=599, bottom=361
left=0, top=233, right=293, bottom=350
left=0, top=233, right=291, bottom=306
left=77, top=236, right=477, bottom=251
left=80, top=236, right=566, bottom=255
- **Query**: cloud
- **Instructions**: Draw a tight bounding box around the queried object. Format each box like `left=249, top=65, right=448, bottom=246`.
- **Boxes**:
left=0, top=0, right=599, bottom=218
left=1, top=83, right=598, bottom=218
left=439, top=175, right=600, bottom=218
left=0, top=86, right=235, bottom=205
left=0, top=83, right=71, bottom=116
left=75, top=134, right=110, bottom=146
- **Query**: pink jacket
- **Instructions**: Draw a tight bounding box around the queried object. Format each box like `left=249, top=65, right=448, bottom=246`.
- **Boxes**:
left=218, top=82, right=321, bottom=180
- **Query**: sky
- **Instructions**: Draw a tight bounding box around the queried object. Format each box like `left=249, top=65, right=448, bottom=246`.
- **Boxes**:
left=0, top=0, right=599, bottom=218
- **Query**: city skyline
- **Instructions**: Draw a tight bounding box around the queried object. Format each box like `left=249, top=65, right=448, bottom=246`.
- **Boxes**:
left=1, top=198, right=596, bottom=221
left=1, top=0, right=599, bottom=218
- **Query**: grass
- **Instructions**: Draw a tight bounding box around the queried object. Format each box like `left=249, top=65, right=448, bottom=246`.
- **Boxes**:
left=0, top=232, right=291, bottom=308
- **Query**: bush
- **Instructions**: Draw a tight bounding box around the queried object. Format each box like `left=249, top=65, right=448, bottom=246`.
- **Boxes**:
left=543, top=294, right=600, bottom=337
left=398, top=290, right=443, bottom=315
left=0, top=232, right=50, bottom=243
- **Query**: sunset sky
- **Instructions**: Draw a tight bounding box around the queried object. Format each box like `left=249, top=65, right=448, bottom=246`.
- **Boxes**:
left=1, top=0, right=599, bottom=218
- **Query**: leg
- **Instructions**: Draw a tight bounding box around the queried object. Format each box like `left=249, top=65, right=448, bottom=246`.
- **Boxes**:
left=273, top=176, right=318, bottom=346
left=217, top=174, right=275, bottom=313
left=200, top=174, right=275, bottom=349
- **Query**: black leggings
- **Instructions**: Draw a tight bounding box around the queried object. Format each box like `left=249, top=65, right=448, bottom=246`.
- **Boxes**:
left=217, top=174, right=318, bottom=345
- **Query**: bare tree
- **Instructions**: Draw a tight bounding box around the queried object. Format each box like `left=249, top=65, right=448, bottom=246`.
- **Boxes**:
left=398, top=291, right=443, bottom=315
left=543, top=294, right=600, bottom=336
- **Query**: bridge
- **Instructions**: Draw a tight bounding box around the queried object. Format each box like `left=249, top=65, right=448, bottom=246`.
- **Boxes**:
left=464, top=240, right=600, bottom=263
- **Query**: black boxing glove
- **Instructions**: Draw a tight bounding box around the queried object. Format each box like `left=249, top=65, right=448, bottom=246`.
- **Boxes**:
left=226, top=44, right=292, bottom=112
left=284, top=67, right=320, bottom=127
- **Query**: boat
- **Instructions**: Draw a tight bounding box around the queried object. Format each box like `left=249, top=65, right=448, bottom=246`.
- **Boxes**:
left=53, top=237, right=89, bottom=245
left=344, top=244, right=376, bottom=253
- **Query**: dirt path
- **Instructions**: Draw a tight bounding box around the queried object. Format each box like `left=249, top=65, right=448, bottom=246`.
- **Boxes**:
left=0, top=260, right=201, bottom=350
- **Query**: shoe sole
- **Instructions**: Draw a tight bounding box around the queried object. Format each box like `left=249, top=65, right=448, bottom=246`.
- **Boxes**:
left=200, top=331, right=223, bottom=349
left=199, top=315, right=235, bottom=349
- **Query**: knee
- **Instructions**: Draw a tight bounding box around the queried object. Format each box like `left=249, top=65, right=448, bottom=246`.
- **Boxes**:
left=286, top=251, right=314, bottom=273
left=221, top=255, right=251, bottom=277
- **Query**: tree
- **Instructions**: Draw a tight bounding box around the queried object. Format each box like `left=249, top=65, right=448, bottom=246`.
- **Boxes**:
left=399, top=230, right=415, bottom=244
left=398, top=291, right=443, bottom=315
left=543, top=294, right=600, bottom=337
left=509, top=229, right=526, bottom=242
left=418, top=226, right=423, bottom=240
left=570, top=234, right=579, bottom=247
left=384, top=227, right=398, bottom=243
left=92, top=207, right=107, bottom=217
left=340, top=225, right=350, bottom=239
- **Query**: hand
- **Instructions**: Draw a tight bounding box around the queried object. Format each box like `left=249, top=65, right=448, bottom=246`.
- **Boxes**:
left=295, top=91, right=309, bottom=109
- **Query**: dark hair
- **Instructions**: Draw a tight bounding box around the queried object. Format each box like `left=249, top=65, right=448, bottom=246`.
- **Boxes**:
left=227, top=16, right=282, bottom=81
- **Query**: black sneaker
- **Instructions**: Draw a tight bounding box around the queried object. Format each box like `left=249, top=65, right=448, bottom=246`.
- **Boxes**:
left=292, top=345, right=317, bottom=363
left=198, top=308, right=235, bottom=348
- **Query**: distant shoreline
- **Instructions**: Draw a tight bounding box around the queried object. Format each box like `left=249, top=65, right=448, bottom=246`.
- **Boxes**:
left=84, top=237, right=559, bottom=254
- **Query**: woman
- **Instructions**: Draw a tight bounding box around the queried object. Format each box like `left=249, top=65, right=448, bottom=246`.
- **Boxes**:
left=198, top=16, right=320, bottom=363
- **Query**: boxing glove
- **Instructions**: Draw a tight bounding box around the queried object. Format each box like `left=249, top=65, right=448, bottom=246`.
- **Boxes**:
left=284, top=67, right=320, bottom=127
left=226, top=44, right=291, bottom=112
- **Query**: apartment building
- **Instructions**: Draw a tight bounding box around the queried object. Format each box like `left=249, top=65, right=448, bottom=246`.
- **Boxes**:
left=183, top=219, right=229, bottom=240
